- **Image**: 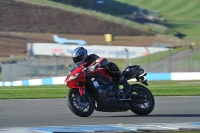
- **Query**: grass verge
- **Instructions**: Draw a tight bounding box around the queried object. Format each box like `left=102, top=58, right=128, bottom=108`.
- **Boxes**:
left=0, top=80, right=200, bottom=99
left=113, top=46, right=191, bottom=70
left=0, top=72, right=2, bottom=81
left=0, top=85, right=68, bottom=99
left=147, top=80, right=200, bottom=96
left=132, top=131, right=200, bottom=133
left=15, top=0, right=146, bottom=32
left=115, top=0, right=200, bottom=40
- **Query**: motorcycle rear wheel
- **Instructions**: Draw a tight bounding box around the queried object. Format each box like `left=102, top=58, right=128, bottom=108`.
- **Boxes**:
left=129, top=84, right=155, bottom=115
left=66, top=89, right=94, bottom=117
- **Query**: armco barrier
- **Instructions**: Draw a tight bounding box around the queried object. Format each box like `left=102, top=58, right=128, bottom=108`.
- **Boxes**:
left=0, top=73, right=200, bottom=86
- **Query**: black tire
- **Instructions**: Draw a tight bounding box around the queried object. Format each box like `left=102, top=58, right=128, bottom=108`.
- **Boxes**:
left=129, top=84, right=155, bottom=115
left=66, top=89, right=94, bottom=117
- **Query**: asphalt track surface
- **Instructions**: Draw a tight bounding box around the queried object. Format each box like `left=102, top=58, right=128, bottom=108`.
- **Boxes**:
left=0, top=96, right=200, bottom=128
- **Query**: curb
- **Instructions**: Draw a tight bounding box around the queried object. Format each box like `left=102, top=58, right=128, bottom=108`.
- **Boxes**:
left=1, top=72, right=200, bottom=87
left=1, top=122, right=200, bottom=133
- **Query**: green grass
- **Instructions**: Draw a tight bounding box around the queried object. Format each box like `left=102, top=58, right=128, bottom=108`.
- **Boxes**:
left=142, top=130, right=200, bottom=133
left=15, top=0, right=200, bottom=38
left=130, top=46, right=189, bottom=64
left=112, top=46, right=191, bottom=70
left=0, top=80, right=200, bottom=99
left=0, top=85, right=68, bottom=99
left=184, top=49, right=200, bottom=62
left=114, top=0, right=200, bottom=40
left=193, top=52, right=200, bottom=61
left=147, top=80, right=200, bottom=96
left=15, top=0, right=146, bottom=32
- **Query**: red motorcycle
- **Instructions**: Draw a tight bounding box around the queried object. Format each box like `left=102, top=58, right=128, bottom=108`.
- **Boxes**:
left=64, top=58, right=154, bottom=117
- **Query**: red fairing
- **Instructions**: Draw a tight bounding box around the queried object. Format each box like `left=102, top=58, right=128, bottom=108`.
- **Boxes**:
left=89, top=68, right=113, bottom=82
left=64, top=59, right=113, bottom=96
left=65, top=67, right=86, bottom=86
left=64, top=63, right=87, bottom=96
left=88, top=57, right=113, bottom=82
left=65, top=62, right=87, bottom=85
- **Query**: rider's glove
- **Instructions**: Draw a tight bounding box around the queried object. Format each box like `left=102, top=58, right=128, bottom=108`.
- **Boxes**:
left=89, top=65, right=98, bottom=71
left=82, top=67, right=89, bottom=73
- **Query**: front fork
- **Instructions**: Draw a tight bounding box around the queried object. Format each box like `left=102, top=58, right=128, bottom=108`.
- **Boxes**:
left=78, top=84, right=88, bottom=101
left=79, top=87, right=85, bottom=96
left=78, top=85, right=96, bottom=109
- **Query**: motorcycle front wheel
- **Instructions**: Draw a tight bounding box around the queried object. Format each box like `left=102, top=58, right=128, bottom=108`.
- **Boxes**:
left=66, top=89, right=94, bottom=117
left=129, top=84, right=155, bottom=115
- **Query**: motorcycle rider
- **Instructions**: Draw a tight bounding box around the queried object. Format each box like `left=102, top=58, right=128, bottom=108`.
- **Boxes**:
left=72, top=47, right=122, bottom=83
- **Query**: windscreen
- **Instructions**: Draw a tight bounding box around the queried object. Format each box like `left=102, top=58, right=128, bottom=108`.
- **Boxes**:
left=69, top=62, right=82, bottom=72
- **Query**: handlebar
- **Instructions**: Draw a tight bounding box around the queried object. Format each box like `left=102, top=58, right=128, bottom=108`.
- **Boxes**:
left=82, top=67, right=90, bottom=73
left=82, top=65, right=98, bottom=74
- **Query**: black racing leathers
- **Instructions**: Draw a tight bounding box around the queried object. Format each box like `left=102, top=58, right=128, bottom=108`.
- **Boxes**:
left=85, top=54, right=100, bottom=67
left=104, top=62, right=121, bottom=82
left=85, top=54, right=121, bottom=82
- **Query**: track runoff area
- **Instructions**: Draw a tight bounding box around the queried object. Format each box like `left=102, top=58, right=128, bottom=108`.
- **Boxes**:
left=0, top=74, right=200, bottom=133
left=1, top=53, right=200, bottom=132
left=1, top=122, right=200, bottom=132
left=0, top=96, right=200, bottom=132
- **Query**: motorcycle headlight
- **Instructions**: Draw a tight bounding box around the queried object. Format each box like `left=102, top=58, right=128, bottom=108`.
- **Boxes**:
left=68, top=73, right=79, bottom=82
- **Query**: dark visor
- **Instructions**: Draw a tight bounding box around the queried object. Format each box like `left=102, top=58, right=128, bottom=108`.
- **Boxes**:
left=73, top=55, right=84, bottom=63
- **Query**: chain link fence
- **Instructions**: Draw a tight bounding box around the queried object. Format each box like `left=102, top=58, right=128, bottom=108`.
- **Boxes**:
left=2, top=56, right=73, bottom=81
left=2, top=46, right=200, bottom=81
left=124, top=46, right=200, bottom=73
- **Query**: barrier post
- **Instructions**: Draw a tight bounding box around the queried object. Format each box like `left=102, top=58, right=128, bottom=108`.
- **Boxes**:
left=124, top=48, right=130, bottom=67
left=104, top=34, right=113, bottom=46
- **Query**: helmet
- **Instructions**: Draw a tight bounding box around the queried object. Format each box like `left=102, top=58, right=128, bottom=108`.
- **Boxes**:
left=72, top=47, right=88, bottom=64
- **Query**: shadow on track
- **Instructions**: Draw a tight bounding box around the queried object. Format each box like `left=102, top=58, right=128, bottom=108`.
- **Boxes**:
left=92, top=114, right=200, bottom=118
